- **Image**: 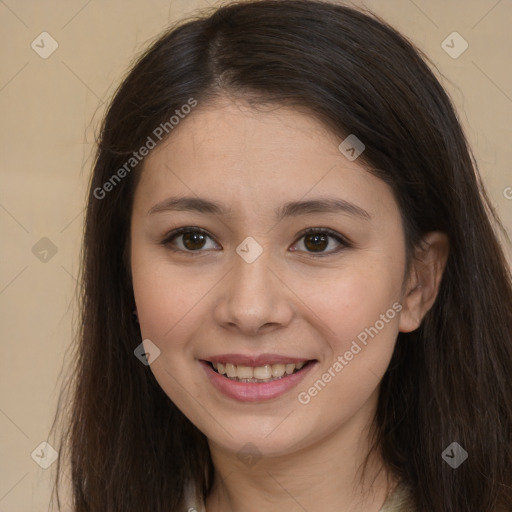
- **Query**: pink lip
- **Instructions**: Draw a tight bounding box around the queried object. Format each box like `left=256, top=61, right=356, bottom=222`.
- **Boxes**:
left=199, top=359, right=317, bottom=402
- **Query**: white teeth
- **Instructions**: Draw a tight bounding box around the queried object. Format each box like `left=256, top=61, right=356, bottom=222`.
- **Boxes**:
left=225, top=363, right=237, bottom=378
left=253, top=364, right=272, bottom=380
left=271, top=364, right=285, bottom=377
left=285, top=363, right=295, bottom=374
left=211, top=361, right=308, bottom=381
left=237, top=366, right=254, bottom=379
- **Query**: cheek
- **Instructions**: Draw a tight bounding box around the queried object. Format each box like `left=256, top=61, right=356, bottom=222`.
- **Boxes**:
left=131, top=256, right=210, bottom=416
left=296, top=262, right=402, bottom=349
left=132, top=272, right=184, bottom=341
left=293, top=262, right=402, bottom=406
left=128, top=221, right=215, bottom=422
left=131, top=244, right=214, bottom=343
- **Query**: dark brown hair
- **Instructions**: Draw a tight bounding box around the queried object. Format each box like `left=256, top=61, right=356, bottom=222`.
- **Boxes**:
left=51, top=1, right=512, bottom=510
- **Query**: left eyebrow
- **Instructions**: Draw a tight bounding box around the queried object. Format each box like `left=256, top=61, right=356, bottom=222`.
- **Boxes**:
left=147, top=196, right=371, bottom=220
left=277, top=198, right=371, bottom=220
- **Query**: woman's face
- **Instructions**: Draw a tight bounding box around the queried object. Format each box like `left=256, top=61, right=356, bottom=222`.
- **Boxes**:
left=130, top=97, right=410, bottom=458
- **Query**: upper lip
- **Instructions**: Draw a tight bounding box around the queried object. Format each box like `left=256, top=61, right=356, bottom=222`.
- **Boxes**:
left=203, top=353, right=315, bottom=366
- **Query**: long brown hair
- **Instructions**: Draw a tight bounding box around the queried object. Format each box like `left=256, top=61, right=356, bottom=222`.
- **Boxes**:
left=51, top=1, right=512, bottom=510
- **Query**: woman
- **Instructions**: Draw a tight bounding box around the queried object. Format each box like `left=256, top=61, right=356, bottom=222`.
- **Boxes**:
left=52, top=1, right=512, bottom=510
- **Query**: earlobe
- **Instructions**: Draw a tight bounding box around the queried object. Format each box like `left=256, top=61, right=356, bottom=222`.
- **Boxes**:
left=398, top=231, right=449, bottom=333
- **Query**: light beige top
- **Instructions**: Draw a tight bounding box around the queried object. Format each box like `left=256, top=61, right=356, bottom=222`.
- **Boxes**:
left=380, top=482, right=414, bottom=511
left=185, top=481, right=413, bottom=511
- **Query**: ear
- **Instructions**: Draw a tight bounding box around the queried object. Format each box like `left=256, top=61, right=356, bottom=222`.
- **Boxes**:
left=399, top=231, right=449, bottom=333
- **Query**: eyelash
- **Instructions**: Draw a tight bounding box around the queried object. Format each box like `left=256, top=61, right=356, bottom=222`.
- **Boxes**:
left=160, top=226, right=351, bottom=257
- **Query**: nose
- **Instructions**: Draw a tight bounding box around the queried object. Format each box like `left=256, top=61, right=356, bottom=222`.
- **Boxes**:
left=213, top=247, right=295, bottom=336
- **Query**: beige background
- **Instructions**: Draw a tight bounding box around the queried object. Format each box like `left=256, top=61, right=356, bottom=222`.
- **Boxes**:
left=0, top=0, right=511, bottom=510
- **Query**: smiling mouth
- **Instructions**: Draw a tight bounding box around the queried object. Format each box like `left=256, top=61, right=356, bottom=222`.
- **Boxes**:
left=207, top=360, right=314, bottom=383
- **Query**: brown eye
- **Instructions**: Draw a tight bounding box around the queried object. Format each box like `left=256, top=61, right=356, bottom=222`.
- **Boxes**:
left=304, top=233, right=329, bottom=252
left=162, top=227, right=220, bottom=253
left=292, top=228, right=349, bottom=255
left=182, top=231, right=207, bottom=250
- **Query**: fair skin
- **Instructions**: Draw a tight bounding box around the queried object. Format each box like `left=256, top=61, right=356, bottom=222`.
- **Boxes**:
left=130, top=96, right=448, bottom=512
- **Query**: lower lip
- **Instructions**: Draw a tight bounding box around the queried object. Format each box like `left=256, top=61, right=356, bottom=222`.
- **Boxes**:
left=200, top=360, right=316, bottom=402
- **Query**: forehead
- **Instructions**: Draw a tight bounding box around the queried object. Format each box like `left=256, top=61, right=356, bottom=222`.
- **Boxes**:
left=135, top=96, right=398, bottom=223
